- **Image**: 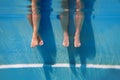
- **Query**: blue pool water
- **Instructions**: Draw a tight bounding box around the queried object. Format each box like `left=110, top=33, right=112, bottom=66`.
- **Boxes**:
left=0, top=0, right=120, bottom=80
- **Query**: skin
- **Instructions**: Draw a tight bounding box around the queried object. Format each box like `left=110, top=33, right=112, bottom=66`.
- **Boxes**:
left=28, top=0, right=43, bottom=47
left=60, top=0, right=84, bottom=47
left=28, top=0, right=84, bottom=47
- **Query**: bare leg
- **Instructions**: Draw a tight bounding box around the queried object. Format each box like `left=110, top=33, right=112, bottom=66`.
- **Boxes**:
left=60, top=11, right=69, bottom=47
left=30, top=0, right=43, bottom=47
left=74, top=0, right=84, bottom=47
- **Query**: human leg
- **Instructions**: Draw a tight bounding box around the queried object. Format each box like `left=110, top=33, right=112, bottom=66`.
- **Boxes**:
left=74, top=0, right=84, bottom=47
left=60, top=0, right=70, bottom=47
left=31, top=0, right=43, bottom=47
left=60, top=11, right=69, bottom=47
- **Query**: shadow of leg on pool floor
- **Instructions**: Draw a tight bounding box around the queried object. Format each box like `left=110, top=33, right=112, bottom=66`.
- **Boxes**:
left=66, top=0, right=96, bottom=79
left=37, top=0, right=57, bottom=80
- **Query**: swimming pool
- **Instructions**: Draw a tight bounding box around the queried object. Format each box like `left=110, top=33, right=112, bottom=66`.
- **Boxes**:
left=0, top=0, right=120, bottom=80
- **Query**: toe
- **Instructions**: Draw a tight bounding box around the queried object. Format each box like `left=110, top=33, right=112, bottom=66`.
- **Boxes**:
left=63, top=40, right=69, bottom=47
left=39, top=40, right=44, bottom=46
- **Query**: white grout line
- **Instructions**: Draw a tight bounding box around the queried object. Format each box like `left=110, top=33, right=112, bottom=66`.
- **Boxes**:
left=0, top=64, right=120, bottom=69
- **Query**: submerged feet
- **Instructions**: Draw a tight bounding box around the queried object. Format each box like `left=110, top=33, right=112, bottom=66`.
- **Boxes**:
left=62, top=34, right=81, bottom=48
left=63, top=38, right=69, bottom=47
left=31, top=34, right=43, bottom=47
left=31, top=33, right=81, bottom=48
left=63, top=33, right=69, bottom=47
left=74, top=35, right=81, bottom=47
left=62, top=32, right=81, bottom=47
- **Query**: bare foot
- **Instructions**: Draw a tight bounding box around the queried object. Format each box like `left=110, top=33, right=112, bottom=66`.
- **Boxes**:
left=63, top=33, right=69, bottom=47
left=37, top=35, right=44, bottom=46
left=31, top=34, right=38, bottom=47
left=74, top=35, right=81, bottom=47
left=31, top=34, right=44, bottom=47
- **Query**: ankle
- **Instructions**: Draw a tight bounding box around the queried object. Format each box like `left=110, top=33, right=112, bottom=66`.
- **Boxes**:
left=33, top=31, right=38, bottom=35
left=74, top=34, right=80, bottom=38
left=64, top=32, right=68, bottom=36
left=64, top=33, right=69, bottom=38
left=75, top=32, right=80, bottom=35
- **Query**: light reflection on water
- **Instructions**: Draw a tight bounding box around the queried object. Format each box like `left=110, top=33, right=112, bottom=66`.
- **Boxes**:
left=0, top=0, right=30, bottom=14
left=0, top=0, right=96, bottom=18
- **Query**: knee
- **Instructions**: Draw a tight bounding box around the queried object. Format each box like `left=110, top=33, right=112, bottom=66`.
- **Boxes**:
left=76, top=12, right=82, bottom=18
left=76, top=14, right=80, bottom=20
left=60, top=15, right=63, bottom=19
left=60, top=13, right=69, bottom=19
